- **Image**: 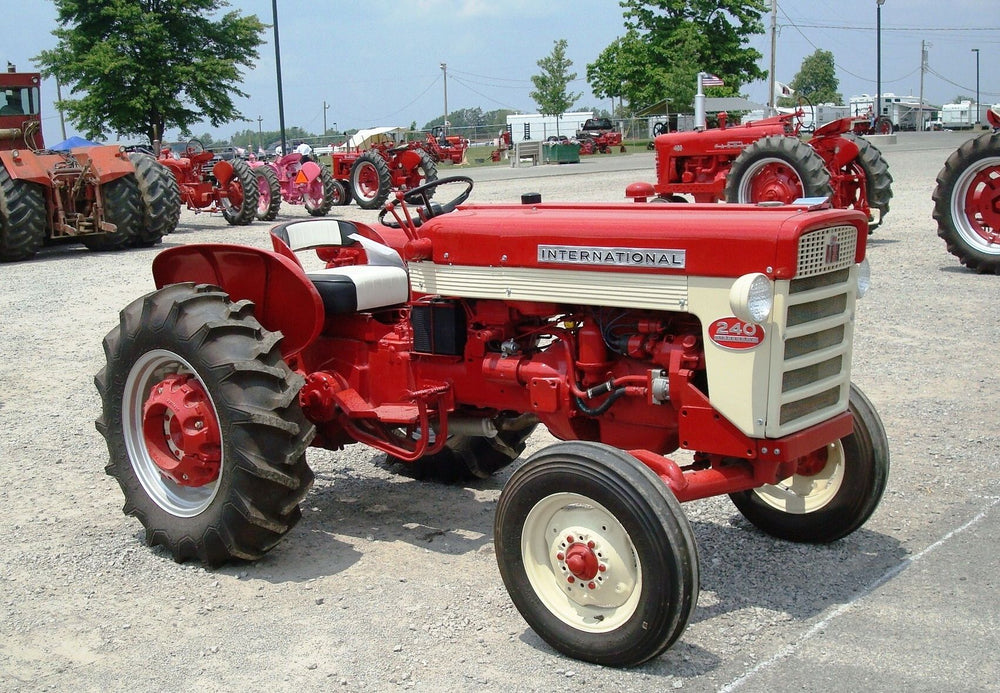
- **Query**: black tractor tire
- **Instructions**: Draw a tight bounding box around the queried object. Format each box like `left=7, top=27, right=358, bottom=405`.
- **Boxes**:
left=841, top=133, right=893, bottom=230
left=336, top=177, right=352, bottom=206
left=255, top=165, right=282, bottom=221
left=82, top=175, right=142, bottom=251
left=128, top=152, right=181, bottom=247
left=0, top=167, right=46, bottom=262
left=932, top=130, right=1000, bottom=274
left=495, top=441, right=699, bottom=667
left=350, top=151, right=393, bottom=210
left=724, top=135, right=833, bottom=205
left=221, top=158, right=258, bottom=226
left=652, top=122, right=667, bottom=136
left=95, top=283, right=316, bottom=566
left=413, top=150, right=438, bottom=199
left=388, top=420, right=537, bottom=483
left=729, top=383, right=889, bottom=543
left=304, top=164, right=337, bottom=217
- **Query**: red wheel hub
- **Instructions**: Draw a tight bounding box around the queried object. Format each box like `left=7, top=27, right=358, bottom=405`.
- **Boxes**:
left=964, top=165, right=1000, bottom=243
left=749, top=163, right=802, bottom=203
left=563, top=541, right=600, bottom=581
left=141, top=374, right=222, bottom=487
left=795, top=445, right=830, bottom=477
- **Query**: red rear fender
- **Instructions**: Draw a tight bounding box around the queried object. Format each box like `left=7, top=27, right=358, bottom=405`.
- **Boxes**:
left=151, top=244, right=324, bottom=359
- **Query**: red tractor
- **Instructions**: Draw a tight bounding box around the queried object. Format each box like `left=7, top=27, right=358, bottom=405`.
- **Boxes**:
left=629, top=110, right=893, bottom=231
left=322, top=127, right=438, bottom=211
left=932, top=105, right=1000, bottom=274
left=249, top=152, right=347, bottom=221
left=0, top=66, right=180, bottom=261
left=576, top=117, right=624, bottom=154
left=157, top=139, right=257, bottom=225
left=96, top=178, right=888, bottom=667
left=422, top=126, right=469, bottom=164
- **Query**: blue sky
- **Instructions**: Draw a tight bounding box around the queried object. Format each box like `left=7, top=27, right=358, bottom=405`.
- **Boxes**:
left=5, top=0, right=999, bottom=143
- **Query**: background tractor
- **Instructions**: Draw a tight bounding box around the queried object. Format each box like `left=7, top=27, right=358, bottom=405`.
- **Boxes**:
left=932, top=105, right=1000, bottom=273
left=325, top=127, right=438, bottom=210
left=96, top=177, right=887, bottom=668
left=0, top=65, right=180, bottom=262
left=628, top=109, right=893, bottom=231
left=249, top=151, right=347, bottom=221
left=157, top=138, right=257, bottom=225
left=422, top=126, right=468, bottom=164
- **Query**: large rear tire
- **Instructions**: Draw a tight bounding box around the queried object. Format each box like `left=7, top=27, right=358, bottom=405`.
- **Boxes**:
left=95, top=283, right=315, bottom=565
left=255, top=164, right=282, bottom=221
left=729, top=383, right=889, bottom=543
left=0, top=167, right=46, bottom=262
left=495, top=442, right=699, bottom=667
left=82, top=175, right=142, bottom=251
left=724, top=135, right=833, bottom=205
left=832, top=134, right=893, bottom=231
left=128, top=152, right=181, bottom=247
left=932, top=131, right=1000, bottom=274
left=350, top=151, right=392, bottom=210
left=221, top=158, right=258, bottom=226
left=304, top=164, right=337, bottom=217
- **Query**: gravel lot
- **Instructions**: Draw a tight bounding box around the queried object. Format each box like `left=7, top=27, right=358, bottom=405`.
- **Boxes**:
left=1, top=132, right=998, bottom=691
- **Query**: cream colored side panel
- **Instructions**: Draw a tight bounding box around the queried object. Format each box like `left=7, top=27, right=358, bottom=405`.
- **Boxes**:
left=407, top=263, right=688, bottom=311
left=686, top=276, right=772, bottom=438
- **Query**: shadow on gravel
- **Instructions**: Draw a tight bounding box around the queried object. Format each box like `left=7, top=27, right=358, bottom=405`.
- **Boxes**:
left=691, top=517, right=905, bottom=624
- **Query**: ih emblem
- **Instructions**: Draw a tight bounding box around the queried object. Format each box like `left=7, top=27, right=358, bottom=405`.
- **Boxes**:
left=824, top=233, right=841, bottom=265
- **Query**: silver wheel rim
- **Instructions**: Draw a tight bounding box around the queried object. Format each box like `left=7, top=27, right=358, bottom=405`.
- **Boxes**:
left=950, top=155, right=1000, bottom=255
left=753, top=441, right=845, bottom=514
left=122, top=349, right=223, bottom=517
left=521, top=492, right=641, bottom=633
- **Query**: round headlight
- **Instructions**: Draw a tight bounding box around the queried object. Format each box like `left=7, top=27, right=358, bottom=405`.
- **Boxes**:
left=729, top=272, right=773, bottom=324
left=856, top=258, right=871, bottom=298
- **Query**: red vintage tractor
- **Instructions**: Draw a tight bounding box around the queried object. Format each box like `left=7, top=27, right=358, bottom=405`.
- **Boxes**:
left=422, top=126, right=469, bottom=164
left=932, top=106, right=1000, bottom=274
left=629, top=110, right=893, bottom=231
left=322, top=127, right=438, bottom=210
left=249, top=152, right=347, bottom=221
left=96, top=178, right=888, bottom=667
left=0, top=66, right=180, bottom=261
left=157, top=139, right=257, bottom=225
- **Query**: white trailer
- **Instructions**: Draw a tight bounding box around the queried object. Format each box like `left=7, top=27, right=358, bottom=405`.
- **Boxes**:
left=506, top=111, right=593, bottom=142
left=849, top=93, right=937, bottom=131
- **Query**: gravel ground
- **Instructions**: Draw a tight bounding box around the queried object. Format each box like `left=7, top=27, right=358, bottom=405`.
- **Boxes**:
left=1, top=132, right=998, bottom=692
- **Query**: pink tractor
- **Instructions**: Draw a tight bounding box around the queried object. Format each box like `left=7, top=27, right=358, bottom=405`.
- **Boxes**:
left=249, top=151, right=347, bottom=221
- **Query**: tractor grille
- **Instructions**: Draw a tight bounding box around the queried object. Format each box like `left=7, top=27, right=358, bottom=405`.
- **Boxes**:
left=766, top=226, right=858, bottom=437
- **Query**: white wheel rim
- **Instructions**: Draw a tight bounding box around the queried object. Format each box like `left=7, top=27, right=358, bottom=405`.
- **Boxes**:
left=753, top=441, right=845, bottom=514
left=950, top=155, right=1000, bottom=255
left=521, top=492, right=641, bottom=633
left=122, top=349, right=223, bottom=517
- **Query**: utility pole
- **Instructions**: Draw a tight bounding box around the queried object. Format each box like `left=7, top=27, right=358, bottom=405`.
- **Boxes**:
left=918, top=41, right=927, bottom=131
left=768, top=0, right=777, bottom=115
left=440, top=62, right=449, bottom=136
left=876, top=0, right=885, bottom=123
left=257, top=115, right=263, bottom=151
left=323, top=100, right=329, bottom=136
left=272, top=0, right=287, bottom=155
left=971, top=48, right=980, bottom=128
left=55, top=76, right=67, bottom=140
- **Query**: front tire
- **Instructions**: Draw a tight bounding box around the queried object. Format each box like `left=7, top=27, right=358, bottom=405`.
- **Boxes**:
left=495, top=442, right=699, bottom=667
left=724, top=135, right=833, bottom=205
left=94, top=283, right=315, bottom=565
left=729, top=383, right=889, bottom=543
left=932, top=131, right=1000, bottom=274
left=221, top=158, right=258, bottom=226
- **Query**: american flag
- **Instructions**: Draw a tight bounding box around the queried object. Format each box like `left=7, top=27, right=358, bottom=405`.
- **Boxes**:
left=701, top=73, right=724, bottom=87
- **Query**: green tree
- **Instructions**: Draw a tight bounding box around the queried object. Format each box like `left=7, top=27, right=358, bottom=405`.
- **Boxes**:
left=529, top=39, right=582, bottom=135
left=35, top=0, right=266, bottom=145
left=588, top=1, right=767, bottom=112
left=779, top=49, right=842, bottom=107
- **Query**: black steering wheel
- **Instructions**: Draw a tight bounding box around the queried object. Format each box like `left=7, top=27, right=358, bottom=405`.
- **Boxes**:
left=186, top=138, right=205, bottom=155
left=379, top=175, right=474, bottom=229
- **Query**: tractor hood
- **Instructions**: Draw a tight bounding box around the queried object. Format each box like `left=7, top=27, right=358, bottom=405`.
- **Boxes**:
left=419, top=202, right=867, bottom=281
